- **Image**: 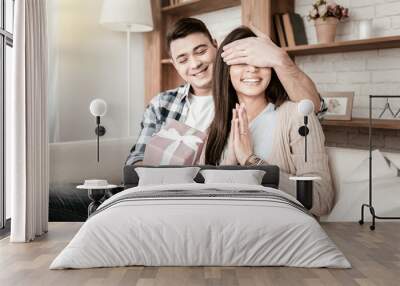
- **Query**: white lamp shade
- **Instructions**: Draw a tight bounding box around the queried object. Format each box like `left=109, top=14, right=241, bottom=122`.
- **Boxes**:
left=100, top=0, right=154, bottom=32
left=90, top=99, right=107, bottom=117
left=297, top=99, right=315, bottom=116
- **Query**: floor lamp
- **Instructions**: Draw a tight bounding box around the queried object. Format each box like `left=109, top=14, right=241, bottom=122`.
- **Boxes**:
left=99, top=0, right=153, bottom=136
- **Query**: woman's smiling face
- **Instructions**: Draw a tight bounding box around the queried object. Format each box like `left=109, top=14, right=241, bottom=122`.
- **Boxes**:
left=229, top=64, right=271, bottom=98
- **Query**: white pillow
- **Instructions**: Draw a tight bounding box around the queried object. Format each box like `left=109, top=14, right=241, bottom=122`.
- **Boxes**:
left=136, top=167, right=200, bottom=186
left=200, top=169, right=266, bottom=185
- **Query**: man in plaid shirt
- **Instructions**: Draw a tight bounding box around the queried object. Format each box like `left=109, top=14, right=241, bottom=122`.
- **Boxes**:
left=125, top=18, right=326, bottom=165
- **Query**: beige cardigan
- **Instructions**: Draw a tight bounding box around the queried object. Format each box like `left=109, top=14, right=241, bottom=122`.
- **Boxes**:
left=265, top=101, right=334, bottom=217
left=202, top=101, right=335, bottom=217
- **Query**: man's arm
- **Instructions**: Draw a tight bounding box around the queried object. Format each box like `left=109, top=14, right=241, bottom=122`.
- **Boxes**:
left=273, top=53, right=321, bottom=112
left=221, top=25, right=321, bottom=112
left=125, top=98, right=160, bottom=166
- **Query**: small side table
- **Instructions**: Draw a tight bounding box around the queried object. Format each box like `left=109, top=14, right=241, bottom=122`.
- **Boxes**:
left=77, top=184, right=118, bottom=216
left=289, top=176, right=321, bottom=210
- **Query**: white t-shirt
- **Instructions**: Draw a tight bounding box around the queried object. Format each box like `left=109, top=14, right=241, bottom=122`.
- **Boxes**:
left=184, top=93, right=215, bottom=132
left=249, top=103, right=277, bottom=161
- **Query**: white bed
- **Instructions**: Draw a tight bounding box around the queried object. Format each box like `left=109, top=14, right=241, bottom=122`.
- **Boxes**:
left=50, top=183, right=350, bottom=269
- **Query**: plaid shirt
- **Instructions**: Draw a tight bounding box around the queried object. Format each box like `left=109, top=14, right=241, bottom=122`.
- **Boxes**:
left=125, top=83, right=192, bottom=165
left=125, top=83, right=327, bottom=165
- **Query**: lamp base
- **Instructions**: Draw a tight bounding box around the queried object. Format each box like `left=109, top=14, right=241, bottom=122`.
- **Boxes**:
left=296, top=180, right=313, bottom=210
left=95, top=126, right=106, bottom=136
left=290, top=176, right=321, bottom=210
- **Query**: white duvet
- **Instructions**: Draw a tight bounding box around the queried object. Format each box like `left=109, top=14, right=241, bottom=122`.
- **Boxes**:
left=50, top=183, right=350, bottom=269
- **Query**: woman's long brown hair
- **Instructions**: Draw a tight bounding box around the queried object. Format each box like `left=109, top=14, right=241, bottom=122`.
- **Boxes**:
left=205, top=26, right=289, bottom=165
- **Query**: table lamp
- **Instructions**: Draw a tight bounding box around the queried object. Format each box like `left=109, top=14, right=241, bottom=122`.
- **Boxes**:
left=99, top=0, right=153, bottom=136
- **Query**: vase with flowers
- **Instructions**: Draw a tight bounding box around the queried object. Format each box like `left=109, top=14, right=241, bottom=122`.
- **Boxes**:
left=308, top=0, right=349, bottom=44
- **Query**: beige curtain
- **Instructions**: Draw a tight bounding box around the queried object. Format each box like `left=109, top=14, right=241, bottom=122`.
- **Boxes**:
left=9, top=0, right=49, bottom=242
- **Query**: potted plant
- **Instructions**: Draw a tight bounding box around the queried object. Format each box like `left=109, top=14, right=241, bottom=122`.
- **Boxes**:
left=308, top=0, right=349, bottom=44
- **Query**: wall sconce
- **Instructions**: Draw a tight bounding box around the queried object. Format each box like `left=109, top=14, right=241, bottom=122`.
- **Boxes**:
left=89, top=99, right=107, bottom=162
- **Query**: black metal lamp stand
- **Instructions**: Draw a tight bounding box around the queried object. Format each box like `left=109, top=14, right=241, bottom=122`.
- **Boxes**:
left=293, top=116, right=315, bottom=210
left=299, top=116, right=310, bottom=162
left=359, top=95, right=400, bottom=230
left=94, top=116, right=106, bottom=162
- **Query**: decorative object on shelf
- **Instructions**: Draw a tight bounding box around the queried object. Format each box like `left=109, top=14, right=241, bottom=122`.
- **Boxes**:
left=77, top=180, right=118, bottom=216
left=89, top=99, right=107, bottom=162
left=359, top=19, right=373, bottom=39
left=378, top=97, right=396, bottom=118
left=320, top=92, right=354, bottom=121
left=359, top=95, right=400, bottom=231
left=308, top=0, right=349, bottom=44
left=99, top=0, right=153, bottom=136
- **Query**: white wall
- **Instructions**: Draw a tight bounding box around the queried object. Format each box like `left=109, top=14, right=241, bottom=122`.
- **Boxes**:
left=194, top=6, right=242, bottom=44
left=47, top=0, right=145, bottom=143
left=295, top=0, right=400, bottom=118
left=46, top=3, right=242, bottom=144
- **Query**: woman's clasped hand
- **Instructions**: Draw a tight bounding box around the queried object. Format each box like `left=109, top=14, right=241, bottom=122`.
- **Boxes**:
left=226, top=103, right=254, bottom=166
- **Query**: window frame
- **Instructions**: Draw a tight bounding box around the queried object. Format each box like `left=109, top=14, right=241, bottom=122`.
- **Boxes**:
left=0, top=0, right=14, bottom=230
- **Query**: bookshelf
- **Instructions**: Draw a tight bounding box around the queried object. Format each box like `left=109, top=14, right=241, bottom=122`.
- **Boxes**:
left=284, top=35, right=400, bottom=56
left=162, top=0, right=240, bottom=16
left=144, top=0, right=400, bottom=131
left=321, top=118, right=400, bottom=130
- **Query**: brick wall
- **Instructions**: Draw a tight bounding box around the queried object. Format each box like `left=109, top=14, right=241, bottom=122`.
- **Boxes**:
left=295, top=0, right=400, bottom=150
left=295, top=0, right=400, bottom=118
left=194, top=6, right=241, bottom=44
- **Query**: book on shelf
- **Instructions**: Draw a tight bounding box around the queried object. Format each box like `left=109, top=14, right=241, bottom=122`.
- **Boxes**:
left=281, top=12, right=308, bottom=47
left=168, top=0, right=192, bottom=6
left=273, top=14, right=287, bottom=47
left=161, top=0, right=170, bottom=7
left=168, top=0, right=179, bottom=6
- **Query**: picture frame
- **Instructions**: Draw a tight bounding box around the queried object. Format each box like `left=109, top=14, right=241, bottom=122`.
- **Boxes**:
left=320, top=92, right=354, bottom=121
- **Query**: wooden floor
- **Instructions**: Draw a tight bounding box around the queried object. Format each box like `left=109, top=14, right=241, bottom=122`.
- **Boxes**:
left=0, top=222, right=399, bottom=286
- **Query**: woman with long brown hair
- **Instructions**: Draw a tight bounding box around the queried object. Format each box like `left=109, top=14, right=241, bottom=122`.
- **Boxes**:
left=205, top=26, right=334, bottom=217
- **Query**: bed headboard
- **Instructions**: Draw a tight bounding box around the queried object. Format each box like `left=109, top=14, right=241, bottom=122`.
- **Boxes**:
left=123, top=165, right=280, bottom=189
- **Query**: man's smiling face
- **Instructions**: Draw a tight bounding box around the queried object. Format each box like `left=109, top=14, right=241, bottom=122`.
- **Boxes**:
left=170, top=33, right=217, bottom=94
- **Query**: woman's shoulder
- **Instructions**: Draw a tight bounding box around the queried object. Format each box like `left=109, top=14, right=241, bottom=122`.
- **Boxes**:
left=276, top=101, right=299, bottom=116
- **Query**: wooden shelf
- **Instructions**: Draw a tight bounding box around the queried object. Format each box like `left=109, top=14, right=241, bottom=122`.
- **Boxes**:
left=321, top=117, right=400, bottom=130
left=162, top=0, right=240, bottom=16
left=161, top=58, right=173, bottom=64
left=284, top=35, right=400, bottom=56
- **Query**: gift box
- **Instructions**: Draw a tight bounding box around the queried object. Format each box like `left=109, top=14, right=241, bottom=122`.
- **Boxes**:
left=143, top=119, right=207, bottom=165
